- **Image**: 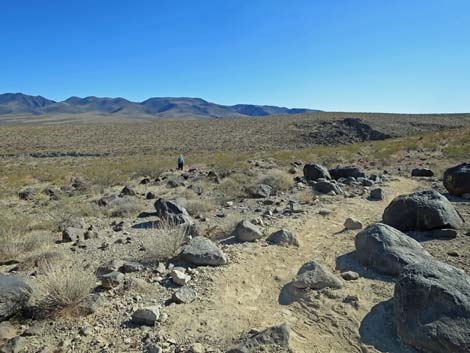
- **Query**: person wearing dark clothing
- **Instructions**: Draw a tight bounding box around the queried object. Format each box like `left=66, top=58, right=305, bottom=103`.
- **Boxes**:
left=177, top=155, right=184, bottom=171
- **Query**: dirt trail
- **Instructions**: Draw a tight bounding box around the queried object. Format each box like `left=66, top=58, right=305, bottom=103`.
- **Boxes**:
left=161, top=178, right=422, bottom=352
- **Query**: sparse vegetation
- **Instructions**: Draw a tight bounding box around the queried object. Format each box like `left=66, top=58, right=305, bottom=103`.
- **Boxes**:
left=35, top=262, right=95, bottom=316
left=259, top=170, right=294, bottom=194
left=141, top=221, right=188, bottom=263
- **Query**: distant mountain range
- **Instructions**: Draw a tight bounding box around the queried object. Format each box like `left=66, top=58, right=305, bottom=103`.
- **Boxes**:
left=0, top=93, right=320, bottom=120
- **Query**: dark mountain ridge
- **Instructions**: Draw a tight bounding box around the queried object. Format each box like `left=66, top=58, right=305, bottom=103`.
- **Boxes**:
left=0, top=93, right=319, bottom=119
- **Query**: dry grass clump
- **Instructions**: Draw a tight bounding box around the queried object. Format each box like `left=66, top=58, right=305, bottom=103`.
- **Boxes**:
left=35, top=262, right=95, bottom=316
left=259, top=170, right=294, bottom=194
left=0, top=214, right=53, bottom=262
left=141, top=221, right=188, bottom=263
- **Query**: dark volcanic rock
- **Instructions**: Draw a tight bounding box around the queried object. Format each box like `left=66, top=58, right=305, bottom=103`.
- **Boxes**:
left=411, top=168, right=434, bottom=177
left=355, top=223, right=432, bottom=277
left=154, top=198, right=191, bottom=225
left=444, top=163, right=470, bottom=196
left=394, top=260, right=470, bottom=353
left=329, top=166, right=365, bottom=180
left=303, top=164, right=331, bottom=181
left=382, top=190, right=464, bottom=231
left=314, top=181, right=342, bottom=195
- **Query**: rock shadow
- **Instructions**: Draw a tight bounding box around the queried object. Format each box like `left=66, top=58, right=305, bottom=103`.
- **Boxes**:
left=132, top=220, right=162, bottom=229
left=335, top=251, right=395, bottom=283
left=359, top=299, right=419, bottom=353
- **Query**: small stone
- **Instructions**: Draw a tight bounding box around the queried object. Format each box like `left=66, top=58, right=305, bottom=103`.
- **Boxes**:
left=120, top=261, right=143, bottom=273
left=344, top=217, right=363, bottom=230
left=462, top=193, right=470, bottom=200
left=0, top=336, right=26, bottom=353
left=0, top=322, right=17, bottom=341
left=188, top=343, right=205, bottom=353
left=101, top=271, right=124, bottom=289
left=341, top=271, right=360, bottom=281
left=172, top=286, right=197, bottom=304
left=369, top=188, right=385, bottom=201
left=318, top=209, right=333, bottom=216
left=170, top=270, right=191, bottom=286
left=131, top=306, right=160, bottom=326
left=62, top=227, right=83, bottom=243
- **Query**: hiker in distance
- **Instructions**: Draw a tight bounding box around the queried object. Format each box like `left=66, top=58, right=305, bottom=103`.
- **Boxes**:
left=177, top=154, right=184, bottom=171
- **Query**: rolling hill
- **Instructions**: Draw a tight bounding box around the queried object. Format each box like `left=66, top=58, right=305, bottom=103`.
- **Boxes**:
left=0, top=93, right=319, bottom=120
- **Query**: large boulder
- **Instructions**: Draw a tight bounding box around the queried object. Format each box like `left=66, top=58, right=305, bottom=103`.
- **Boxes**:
left=0, top=275, right=32, bottom=321
left=227, top=323, right=290, bottom=353
left=180, top=237, right=227, bottom=266
left=232, top=221, right=263, bottom=242
left=355, top=223, right=432, bottom=277
left=382, top=190, right=464, bottom=231
left=292, top=261, right=342, bottom=290
left=303, top=164, right=331, bottom=181
left=154, top=198, right=190, bottom=224
left=329, top=166, right=365, bottom=180
left=394, top=260, right=470, bottom=353
left=444, top=163, right=470, bottom=196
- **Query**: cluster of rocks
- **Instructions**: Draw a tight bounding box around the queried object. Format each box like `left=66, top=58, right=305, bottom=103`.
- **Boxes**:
left=301, top=163, right=385, bottom=199
left=352, top=185, right=469, bottom=353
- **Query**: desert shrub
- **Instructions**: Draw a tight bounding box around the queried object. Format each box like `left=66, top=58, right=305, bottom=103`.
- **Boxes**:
left=259, top=170, right=294, bottom=193
left=181, top=198, right=215, bottom=217
left=35, top=262, right=95, bottom=315
left=141, top=222, right=188, bottom=263
left=102, top=196, right=145, bottom=218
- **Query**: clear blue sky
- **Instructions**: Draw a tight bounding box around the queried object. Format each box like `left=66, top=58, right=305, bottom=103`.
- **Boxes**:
left=1, top=0, right=469, bottom=113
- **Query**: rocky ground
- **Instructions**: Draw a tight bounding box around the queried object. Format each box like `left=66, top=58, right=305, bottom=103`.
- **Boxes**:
left=0, top=155, right=469, bottom=353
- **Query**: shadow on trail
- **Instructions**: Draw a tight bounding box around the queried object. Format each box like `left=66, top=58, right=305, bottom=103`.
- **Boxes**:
left=359, top=299, right=419, bottom=353
left=335, top=251, right=396, bottom=283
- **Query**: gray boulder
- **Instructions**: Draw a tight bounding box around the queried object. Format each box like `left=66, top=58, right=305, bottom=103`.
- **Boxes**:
left=293, top=261, right=342, bottom=290
left=394, top=260, right=470, bottom=353
left=172, top=286, right=197, bottom=304
left=233, top=221, right=263, bottom=242
left=0, top=275, right=32, bottom=321
left=227, top=323, right=290, bottom=353
left=267, top=229, right=299, bottom=247
left=180, top=237, right=227, bottom=266
left=382, top=190, right=464, bottom=231
left=303, top=164, right=331, bottom=181
left=444, top=163, right=470, bottom=196
left=314, top=181, right=342, bottom=195
left=355, top=223, right=432, bottom=276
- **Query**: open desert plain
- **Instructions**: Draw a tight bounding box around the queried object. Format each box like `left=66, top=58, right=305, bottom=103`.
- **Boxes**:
left=1, top=109, right=470, bottom=353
